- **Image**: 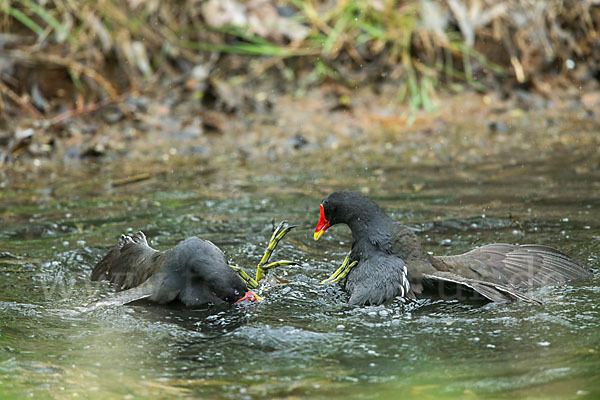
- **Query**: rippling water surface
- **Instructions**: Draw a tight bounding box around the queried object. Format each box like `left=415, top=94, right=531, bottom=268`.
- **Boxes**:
left=1, top=150, right=599, bottom=399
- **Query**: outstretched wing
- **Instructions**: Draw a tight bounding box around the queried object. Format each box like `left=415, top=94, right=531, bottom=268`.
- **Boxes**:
left=422, top=271, right=542, bottom=304
left=91, top=231, right=164, bottom=290
left=433, top=243, right=590, bottom=289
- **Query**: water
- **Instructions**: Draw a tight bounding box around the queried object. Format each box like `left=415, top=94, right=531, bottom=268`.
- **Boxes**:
left=1, top=150, right=599, bottom=399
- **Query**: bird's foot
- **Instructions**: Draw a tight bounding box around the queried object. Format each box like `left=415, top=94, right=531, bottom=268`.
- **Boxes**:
left=255, top=220, right=297, bottom=282
left=117, top=234, right=134, bottom=247
left=320, top=252, right=357, bottom=284
left=117, top=231, right=148, bottom=248
left=231, top=221, right=297, bottom=288
left=131, top=231, right=148, bottom=245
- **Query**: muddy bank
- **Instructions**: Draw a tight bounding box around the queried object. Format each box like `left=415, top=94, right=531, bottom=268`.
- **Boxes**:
left=2, top=82, right=600, bottom=188
left=2, top=1, right=599, bottom=181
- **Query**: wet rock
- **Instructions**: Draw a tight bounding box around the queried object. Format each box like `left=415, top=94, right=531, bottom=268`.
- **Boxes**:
left=347, top=125, right=363, bottom=138
left=103, top=107, right=124, bottom=124
left=15, top=127, right=34, bottom=141
left=330, top=94, right=352, bottom=112
left=177, top=117, right=203, bottom=140
left=237, top=146, right=251, bottom=161
left=81, top=142, right=107, bottom=158
left=64, top=145, right=83, bottom=160
left=206, top=78, right=244, bottom=112
left=182, top=145, right=209, bottom=155
left=250, top=92, right=273, bottom=114
left=266, top=145, right=278, bottom=161
left=489, top=107, right=507, bottom=115
left=325, top=136, right=339, bottom=150
left=31, top=82, right=49, bottom=113
left=184, top=65, right=211, bottom=92
left=288, top=134, right=308, bottom=150
left=514, top=89, right=546, bottom=110
left=581, top=109, right=595, bottom=120
left=125, top=95, right=150, bottom=113
left=81, top=124, right=99, bottom=135
left=191, top=64, right=211, bottom=82
left=488, top=121, right=509, bottom=133
left=581, top=91, right=600, bottom=108
left=200, top=111, right=226, bottom=134
left=10, top=127, right=34, bottom=158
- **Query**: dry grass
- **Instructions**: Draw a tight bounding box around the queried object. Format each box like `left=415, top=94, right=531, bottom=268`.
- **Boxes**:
left=0, top=0, right=598, bottom=117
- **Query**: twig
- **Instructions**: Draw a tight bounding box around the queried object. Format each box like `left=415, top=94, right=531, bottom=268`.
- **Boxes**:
left=111, top=173, right=151, bottom=187
left=0, top=80, right=44, bottom=119
left=48, top=92, right=131, bottom=125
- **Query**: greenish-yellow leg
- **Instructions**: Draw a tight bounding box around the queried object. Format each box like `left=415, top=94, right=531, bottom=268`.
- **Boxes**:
left=320, top=252, right=357, bottom=284
left=255, top=221, right=297, bottom=281
left=231, top=266, right=260, bottom=289
left=231, top=221, right=297, bottom=288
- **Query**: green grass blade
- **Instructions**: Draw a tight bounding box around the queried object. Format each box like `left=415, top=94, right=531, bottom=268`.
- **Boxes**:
left=180, top=39, right=317, bottom=57
left=323, top=15, right=348, bottom=55
left=19, top=0, right=76, bottom=46
left=4, top=4, right=43, bottom=35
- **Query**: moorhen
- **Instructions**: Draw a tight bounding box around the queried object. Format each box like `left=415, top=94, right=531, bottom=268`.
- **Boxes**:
left=313, top=191, right=591, bottom=306
left=91, top=221, right=295, bottom=307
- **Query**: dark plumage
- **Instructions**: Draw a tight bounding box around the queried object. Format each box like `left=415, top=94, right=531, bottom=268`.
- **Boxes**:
left=91, top=231, right=249, bottom=307
left=314, top=191, right=591, bottom=306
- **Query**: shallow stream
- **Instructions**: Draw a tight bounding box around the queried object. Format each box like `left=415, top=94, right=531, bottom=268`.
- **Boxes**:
left=1, top=143, right=599, bottom=399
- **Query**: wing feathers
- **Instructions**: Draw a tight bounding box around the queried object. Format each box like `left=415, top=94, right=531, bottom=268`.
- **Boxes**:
left=434, top=243, right=589, bottom=290
left=91, top=231, right=163, bottom=290
left=423, top=271, right=543, bottom=304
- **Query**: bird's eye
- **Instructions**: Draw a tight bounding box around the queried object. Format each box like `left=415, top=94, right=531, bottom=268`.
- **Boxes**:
left=234, top=289, right=240, bottom=296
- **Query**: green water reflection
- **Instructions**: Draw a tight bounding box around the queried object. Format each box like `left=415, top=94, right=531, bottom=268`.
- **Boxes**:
left=1, top=151, right=599, bottom=399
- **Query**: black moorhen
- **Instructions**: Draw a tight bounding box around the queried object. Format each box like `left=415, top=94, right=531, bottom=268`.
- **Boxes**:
left=91, top=221, right=295, bottom=307
left=313, top=191, right=591, bottom=306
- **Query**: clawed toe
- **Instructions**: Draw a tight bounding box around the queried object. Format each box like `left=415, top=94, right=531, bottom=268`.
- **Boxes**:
left=117, top=231, right=147, bottom=248
left=131, top=231, right=147, bottom=244
left=320, top=252, right=356, bottom=285
left=230, top=220, right=297, bottom=288
left=118, top=234, right=134, bottom=247
left=255, top=221, right=296, bottom=281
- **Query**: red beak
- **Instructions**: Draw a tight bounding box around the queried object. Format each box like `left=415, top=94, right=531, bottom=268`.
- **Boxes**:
left=235, top=291, right=262, bottom=303
left=314, top=204, right=330, bottom=241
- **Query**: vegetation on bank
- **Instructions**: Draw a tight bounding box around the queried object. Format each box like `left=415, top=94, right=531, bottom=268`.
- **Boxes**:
left=0, top=0, right=598, bottom=118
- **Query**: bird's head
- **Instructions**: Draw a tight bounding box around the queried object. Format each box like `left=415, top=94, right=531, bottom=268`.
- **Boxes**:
left=314, top=191, right=381, bottom=240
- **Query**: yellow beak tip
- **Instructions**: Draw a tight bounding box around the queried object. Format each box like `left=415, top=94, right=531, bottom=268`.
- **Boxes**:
left=314, top=230, right=324, bottom=241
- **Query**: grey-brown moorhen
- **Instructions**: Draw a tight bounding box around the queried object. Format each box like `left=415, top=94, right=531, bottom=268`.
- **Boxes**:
left=91, top=221, right=295, bottom=307
left=314, top=191, right=591, bottom=306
